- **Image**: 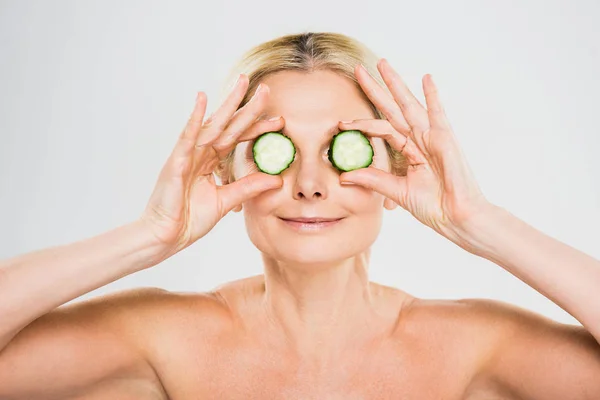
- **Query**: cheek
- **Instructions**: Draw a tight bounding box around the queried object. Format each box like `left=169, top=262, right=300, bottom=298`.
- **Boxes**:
left=241, top=194, right=281, bottom=256
left=342, top=186, right=386, bottom=216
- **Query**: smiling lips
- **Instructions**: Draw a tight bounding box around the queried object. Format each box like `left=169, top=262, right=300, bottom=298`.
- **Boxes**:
left=280, top=217, right=343, bottom=223
left=279, top=216, right=344, bottom=231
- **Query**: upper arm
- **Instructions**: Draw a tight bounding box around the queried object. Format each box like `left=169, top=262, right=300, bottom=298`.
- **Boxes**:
left=0, top=287, right=168, bottom=400
left=468, top=299, right=600, bottom=399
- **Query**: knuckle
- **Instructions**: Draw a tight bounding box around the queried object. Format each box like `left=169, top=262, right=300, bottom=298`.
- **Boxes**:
left=383, top=131, right=395, bottom=142
left=179, top=135, right=196, bottom=149
left=186, top=117, right=202, bottom=131
left=211, top=140, right=230, bottom=152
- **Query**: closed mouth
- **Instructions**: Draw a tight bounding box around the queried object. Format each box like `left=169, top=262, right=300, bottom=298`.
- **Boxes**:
left=279, top=217, right=344, bottom=223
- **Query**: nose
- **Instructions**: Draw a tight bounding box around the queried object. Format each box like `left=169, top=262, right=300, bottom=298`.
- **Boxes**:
left=291, top=157, right=329, bottom=201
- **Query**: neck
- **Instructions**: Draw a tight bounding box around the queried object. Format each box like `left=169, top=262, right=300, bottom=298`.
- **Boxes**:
left=260, top=250, right=390, bottom=362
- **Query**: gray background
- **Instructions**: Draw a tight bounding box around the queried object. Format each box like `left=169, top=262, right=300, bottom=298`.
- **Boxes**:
left=1, top=0, right=598, bottom=325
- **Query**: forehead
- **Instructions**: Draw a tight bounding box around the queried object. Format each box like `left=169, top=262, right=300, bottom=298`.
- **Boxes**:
left=259, top=70, right=375, bottom=124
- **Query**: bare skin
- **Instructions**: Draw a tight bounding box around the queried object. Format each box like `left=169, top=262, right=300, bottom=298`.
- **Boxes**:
left=3, top=277, right=596, bottom=399
left=1, top=59, right=599, bottom=400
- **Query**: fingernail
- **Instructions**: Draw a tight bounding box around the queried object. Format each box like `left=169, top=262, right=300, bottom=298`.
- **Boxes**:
left=267, top=115, right=281, bottom=121
left=340, top=120, right=353, bottom=124
left=249, top=84, right=263, bottom=102
left=229, top=74, right=243, bottom=94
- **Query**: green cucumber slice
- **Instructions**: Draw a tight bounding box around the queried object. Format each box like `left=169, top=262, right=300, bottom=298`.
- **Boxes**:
left=328, top=130, right=373, bottom=172
left=252, top=132, right=296, bottom=175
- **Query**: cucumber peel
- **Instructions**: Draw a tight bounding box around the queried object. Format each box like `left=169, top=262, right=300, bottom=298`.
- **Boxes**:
left=328, top=130, right=373, bottom=172
left=252, top=132, right=296, bottom=175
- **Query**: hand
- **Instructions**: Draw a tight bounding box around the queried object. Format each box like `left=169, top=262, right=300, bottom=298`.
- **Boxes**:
left=140, top=75, right=284, bottom=257
left=338, top=59, right=492, bottom=244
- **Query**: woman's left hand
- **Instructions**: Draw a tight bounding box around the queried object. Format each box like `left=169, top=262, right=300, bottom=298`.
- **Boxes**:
left=339, top=59, right=493, bottom=245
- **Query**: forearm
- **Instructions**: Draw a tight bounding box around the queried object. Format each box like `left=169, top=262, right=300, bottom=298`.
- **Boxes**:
left=457, top=203, right=600, bottom=341
left=0, top=219, right=167, bottom=351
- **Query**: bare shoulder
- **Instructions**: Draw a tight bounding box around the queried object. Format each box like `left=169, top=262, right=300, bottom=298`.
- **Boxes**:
left=401, top=296, right=544, bottom=333
left=0, top=286, right=233, bottom=400
left=59, top=286, right=230, bottom=328
left=87, top=286, right=238, bottom=389
left=398, top=296, right=561, bottom=359
left=391, top=297, right=531, bottom=397
left=410, top=296, right=593, bottom=347
left=392, top=297, right=516, bottom=360
left=54, top=285, right=237, bottom=358
left=54, top=286, right=234, bottom=356
left=403, top=297, right=600, bottom=398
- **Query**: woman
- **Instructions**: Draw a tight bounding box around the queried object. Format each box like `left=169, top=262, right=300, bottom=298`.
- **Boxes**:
left=0, top=31, right=599, bottom=399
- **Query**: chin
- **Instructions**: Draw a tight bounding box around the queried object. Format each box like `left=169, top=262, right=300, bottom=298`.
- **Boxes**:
left=248, top=217, right=381, bottom=268
left=276, top=244, right=354, bottom=266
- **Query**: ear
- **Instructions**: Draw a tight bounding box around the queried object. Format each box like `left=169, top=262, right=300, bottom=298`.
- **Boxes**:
left=384, top=197, right=398, bottom=211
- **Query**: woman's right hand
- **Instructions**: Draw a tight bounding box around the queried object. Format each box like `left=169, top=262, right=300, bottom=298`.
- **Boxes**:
left=139, top=74, right=284, bottom=258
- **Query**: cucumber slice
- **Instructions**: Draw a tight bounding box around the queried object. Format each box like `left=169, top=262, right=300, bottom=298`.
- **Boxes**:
left=328, top=130, right=373, bottom=172
left=252, top=132, right=296, bottom=175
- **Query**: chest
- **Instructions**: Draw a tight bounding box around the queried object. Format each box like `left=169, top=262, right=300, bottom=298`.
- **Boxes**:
left=158, top=338, right=475, bottom=400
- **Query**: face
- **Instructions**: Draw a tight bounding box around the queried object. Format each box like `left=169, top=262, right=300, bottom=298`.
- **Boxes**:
left=232, top=70, right=393, bottom=267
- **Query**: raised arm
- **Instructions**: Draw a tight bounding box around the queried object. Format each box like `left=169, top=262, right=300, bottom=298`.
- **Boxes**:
left=339, top=58, right=600, bottom=397
left=0, top=78, right=284, bottom=399
left=0, top=221, right=163, bottom=353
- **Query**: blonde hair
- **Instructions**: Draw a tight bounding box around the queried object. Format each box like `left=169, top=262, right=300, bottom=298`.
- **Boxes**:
left=216, top=31, right=408, bottom=183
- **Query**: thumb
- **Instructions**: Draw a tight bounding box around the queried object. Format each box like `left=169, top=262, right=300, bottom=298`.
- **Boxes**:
left=340, top=168, right=406, bottom=206
left=218, top=173, right=283, bottom=215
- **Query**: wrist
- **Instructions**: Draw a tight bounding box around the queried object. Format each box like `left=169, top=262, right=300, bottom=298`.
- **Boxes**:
left=450, top=202, right=509, bottom=257
left=127, top=219, right=177, bottom=268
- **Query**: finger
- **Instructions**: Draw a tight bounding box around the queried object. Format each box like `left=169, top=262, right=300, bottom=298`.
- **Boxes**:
left=376, top=59, right=430, bottom=137
left=217, top=172, right=283, bottom=215
left=237, top=116, right=284, bottom=142
left=421, top=74, right=479, bottom=196
left=195, top=74, right=249, bottom=147
left=159, top=92, right=208, bottom=182
left=212, top=83, right=272, bottom=152
left=211, top=115, right=285, bottom=161
left=339, top=167, right=406, bottom=206
left=338, top=119, right=427, bottom=166
left=190, top=117, right=284, bottom=179
left=422, top=74, right=452, bottom=132
left=353, top=64, right=413, bottom=138
left=174, top=92, right=208, bottom=157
